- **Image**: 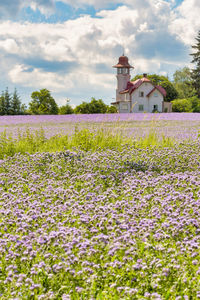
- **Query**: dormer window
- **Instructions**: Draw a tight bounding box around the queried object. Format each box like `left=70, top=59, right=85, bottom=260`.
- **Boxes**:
left=139, top=91, right=144, bottom=97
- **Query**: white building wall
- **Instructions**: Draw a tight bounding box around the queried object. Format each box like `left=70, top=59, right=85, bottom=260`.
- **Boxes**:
left=119, top=101, right=131, bottom=113
left=131, top=82, right=153, bottom=112
left=131, top=82, right=163, bottom=113
left=148, top=91, right=163, bottom=112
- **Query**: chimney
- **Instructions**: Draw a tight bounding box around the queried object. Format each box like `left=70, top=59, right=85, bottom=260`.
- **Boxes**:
left=143, top=73, right=147, bottom=78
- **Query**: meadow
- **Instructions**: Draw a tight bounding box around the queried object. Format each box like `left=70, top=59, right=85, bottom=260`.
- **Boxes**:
left=0, top=113, right=200, bottom=299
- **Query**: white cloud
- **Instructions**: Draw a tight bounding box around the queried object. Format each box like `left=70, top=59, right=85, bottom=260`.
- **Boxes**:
left=169, top=0, right=200, bottom=45
left=0, top=38, right=19, bottom=53
left=8, top=64, right=68, bottom=90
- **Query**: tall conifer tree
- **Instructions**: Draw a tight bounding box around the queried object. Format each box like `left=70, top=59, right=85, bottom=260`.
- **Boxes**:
left=0, top=92, right=6, bottom=115
left=4, top=87, right=11, bottom=115
left=11, top=88, right=21, bottom=115
left=191, top=30, right=200, bottom=98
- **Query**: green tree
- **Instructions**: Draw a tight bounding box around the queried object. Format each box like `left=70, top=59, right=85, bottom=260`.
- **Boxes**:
left=20, top=103, right=28, bottom=115
left=190, top=30, right=200, bottom=98
left=4, top=88, right=11, bottom=115
left=59, top=104, right=74, bottom=114
left=74, top=101, right=90, bottom=114
left=171, top=98, right=192, bottom=112
left=10, top=88, right=22, bottom=115
left=190, top=96, right=200, bottom=112
left=106, top=105, right=118, bottom=113
left=74, top=98, right=108, bottom=114
left=29, top=89, right=58, bottom=115
left=132, top=74, right=178, bottom=102
left=0, top=92, right=6, bottom=115
left=89, top=98, right=107, bottom=113
left=173, top=67, right=196, bottom=99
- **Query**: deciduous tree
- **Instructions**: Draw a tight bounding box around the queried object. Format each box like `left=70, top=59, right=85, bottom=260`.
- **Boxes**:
left=173, top=67, right=196, bottom=99
left=59, top=104, right=74, bottom=114
left=74, top=98, right=108, bottom=114
left=29, top=89, right=58, bottom=115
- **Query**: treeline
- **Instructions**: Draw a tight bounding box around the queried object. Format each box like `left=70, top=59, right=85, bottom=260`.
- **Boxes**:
left=171, top=66, right=200, bottom=112
left=0, top=88, right=27, bottom=115
left=0, top=88, right=117, bottom=115
left=28, top=89, right=117, bottom=115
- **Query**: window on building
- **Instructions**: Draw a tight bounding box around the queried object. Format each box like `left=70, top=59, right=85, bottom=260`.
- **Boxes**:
left=117, top=68, right=123, bottom=74
left=121, top=103, right=128, bottom=110
left=139, top=91, right=144, bottom=97
left=139, top=104, right=144, bottom=111
left=154, top=92, right=158, bottom=97
left=122, top=68, right=129, bottom=74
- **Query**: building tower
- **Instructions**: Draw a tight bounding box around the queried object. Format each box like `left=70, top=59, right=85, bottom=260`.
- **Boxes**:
left=113, top=55, right=134, bottom=101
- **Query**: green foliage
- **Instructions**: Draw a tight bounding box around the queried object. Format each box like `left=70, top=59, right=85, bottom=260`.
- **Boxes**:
left=74, top=101, right=89, bottom=114
left=20, top=103, right=29, bottom=115
left=29, top=89, right=59, bottom=115
left=132, top=74, right=178, bottom=102
left=172, top=98, right=192, bottom=112
left=190, top=30, right=200, bottom=98
left=4, top=88, right=12, bottom=115
left=173, top=67, right=196, bottom=99
left=0, top=127, right=175, bottom=158
left=172, top=96, right=200, bottom=112
left=190, top=95, right=200, bottom=112
left=10, top=88, right=22, bottom=115
left=74, top=98, right=108, bottom=114
left=106, top=105, right=118, bottom=113
left=59, top=104, right=74, bottom=114
left=0, top=92, right=6, bottom=115
left=0, top=88, right=25, bottom=115
left=89, top=98, right=107, bottom=113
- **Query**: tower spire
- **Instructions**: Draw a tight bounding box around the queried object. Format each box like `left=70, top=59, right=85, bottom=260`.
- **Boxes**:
left=122, top=46, right=125, bottom=56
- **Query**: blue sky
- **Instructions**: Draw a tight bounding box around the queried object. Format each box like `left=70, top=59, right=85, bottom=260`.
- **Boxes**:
left=0, top=0, right=199, bottom=107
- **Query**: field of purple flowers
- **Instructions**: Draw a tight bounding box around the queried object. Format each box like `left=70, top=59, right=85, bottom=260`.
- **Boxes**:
left=0, top=113, right=200, bottom=141
left=0, top=114, right=200, bottom=299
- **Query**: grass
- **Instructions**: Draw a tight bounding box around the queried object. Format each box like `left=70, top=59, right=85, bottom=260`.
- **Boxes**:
left=0, top=127, right=175, bottom=158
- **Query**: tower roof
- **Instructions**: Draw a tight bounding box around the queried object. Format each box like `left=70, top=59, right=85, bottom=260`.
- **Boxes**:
left=113, top=55, right=134, bottom=68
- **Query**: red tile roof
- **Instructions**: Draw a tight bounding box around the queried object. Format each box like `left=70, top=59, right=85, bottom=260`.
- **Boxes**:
left=118, top=77, right=166, bottom=97
left=156, top=85, right=167, bottom=97
left=146, top=85, right=167, bottom=97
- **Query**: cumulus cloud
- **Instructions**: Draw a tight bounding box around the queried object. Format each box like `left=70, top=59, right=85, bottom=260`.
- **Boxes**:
left=170, top=0, right=200, bottom=45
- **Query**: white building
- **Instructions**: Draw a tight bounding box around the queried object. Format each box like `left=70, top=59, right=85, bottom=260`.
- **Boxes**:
left=111, top=55, right=172, bottom=113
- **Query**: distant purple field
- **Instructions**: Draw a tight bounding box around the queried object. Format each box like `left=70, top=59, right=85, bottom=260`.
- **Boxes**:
left=0, top=113, right=200, bottom=125
left=0, top=113, right=199, bottom=141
